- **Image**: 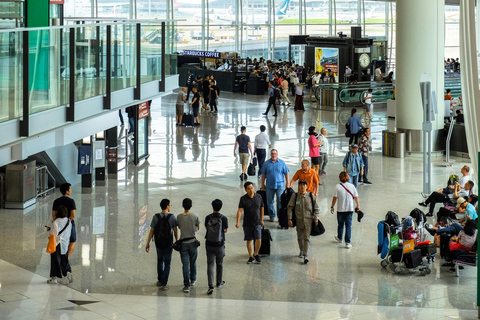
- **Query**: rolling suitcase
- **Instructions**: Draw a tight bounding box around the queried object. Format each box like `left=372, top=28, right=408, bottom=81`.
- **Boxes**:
left=404, top=249, right=422, bottom=268
left=256, top=190, right=267, bottom=207
left=278, top=207, right=289, bottom=229
left=258, top=228, right=272, bottom=255
left=182, top=102, right=195, bottom=126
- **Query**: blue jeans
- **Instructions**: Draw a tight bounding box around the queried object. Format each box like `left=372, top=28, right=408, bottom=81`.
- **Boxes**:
left=256, top=149, right=267, bottom=176
left=349, top=175, right=359, bottom=188
left=156, top=246, right=173, bottom=286
left=266, top=187, right=282, bottom=218
left=436, top=223, right=463, bottom=235
left=180, top=242, right=198, bottom=287
left=361, top=155, right=368, bottom=181
left=128, top=117, right=135, bottom=134
left=337, top=212, right=353, bottom=244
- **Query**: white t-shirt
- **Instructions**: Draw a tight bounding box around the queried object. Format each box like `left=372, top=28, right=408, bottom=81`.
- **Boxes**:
left=334, top=182, right=358, bottom=212
left=289, top=72, right=296, bottom=83
left=459, top=175, right=469, bottom=188
left=364, top=92, right=373, bottom=104
left=50, top=217, right=71, bottom=254
left=312, top=75, right=319, bottom=84
left=255, top=132, right=271, bottom=149
left=345, top=68, right=352, bottom=76
left=318, top=135, right=328, bottom=153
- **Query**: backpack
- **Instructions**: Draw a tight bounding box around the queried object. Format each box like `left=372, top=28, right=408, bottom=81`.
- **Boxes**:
left=274, top=88, right=281, bottom=99
left=154, top=213, right=173, bottom=249
left=206, top=214, right=223, bottom=246
left=385, top=211, right=400, bottom=229
left=447, top=174, right=459, bottom=186
left=281, top=187, right=295, bottom=208
left=410, top=208, right=426, bottom=227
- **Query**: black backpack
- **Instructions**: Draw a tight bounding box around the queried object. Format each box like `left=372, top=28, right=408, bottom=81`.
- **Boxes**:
left=410, top=208, right=426, bottom=226
left=274, top=88, right=281, bottom=99
left=206, top=214, right=223, bottom=246
left=154, top=213, right=173, bottom=249
left=281, top=187, right=295, bottom=208
left=385, top=211, right=400, bottom=228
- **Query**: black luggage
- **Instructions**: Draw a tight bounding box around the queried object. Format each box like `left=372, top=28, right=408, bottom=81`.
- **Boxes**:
left=280, top=187, right=295, bottom=208
left=390, top=247, right=403, bottom=263
left=256, top=190, right=267, bottom=207
left=258, top=228, right=272, bottom=255
left=182, top=113, right=194, bottom=126
left=440, top=233, right=452, bottom=258
left=278, top=207, right=289, bottom=229
left=404, top=249, right=422, bottom=268
left=417, top=243, right=437, bottom=256
left=247, top=161, right=256, bottom=176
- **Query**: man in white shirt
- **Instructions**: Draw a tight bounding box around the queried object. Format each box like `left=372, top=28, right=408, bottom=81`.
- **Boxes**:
left=309, top=72, right=320, bottom=103
left=330, top=172, right=360, bottom=249
left=374, top=66, right=383, bottom=81
left=254, top=125, right=272, bottom=178
left=345, top=65, right=352, bottom=82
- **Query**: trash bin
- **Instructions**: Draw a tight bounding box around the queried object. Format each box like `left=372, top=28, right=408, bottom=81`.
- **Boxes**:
left=382, top=130, right=405, bottom=158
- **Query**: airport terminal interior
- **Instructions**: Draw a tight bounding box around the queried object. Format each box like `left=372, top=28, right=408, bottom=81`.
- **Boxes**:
left=0, top=0, right=479, bottom=319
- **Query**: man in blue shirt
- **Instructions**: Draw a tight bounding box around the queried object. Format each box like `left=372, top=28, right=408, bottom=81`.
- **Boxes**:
left=342, top=145, right=364, bottom=188
left=260, top=149, right=290, bottom=222
left=263, top=83, right=278, bottom=117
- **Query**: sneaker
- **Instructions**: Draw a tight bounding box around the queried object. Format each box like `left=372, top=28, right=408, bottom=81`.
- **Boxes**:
left=183, top=286, right=190, bottom=293
left=207, top=287, right=214, bottom=295
left=345, top=243, right=352, bottom=249
left=240, top=174, right=244, bottom=181
left=358, top=180, right=363, bottom=183
left=160, top=285, right=169, bottom=291
left=418, top=202, right=427, bottom=207
left=425, top=226, right=436, bottom=236
left=426, top=213, right=434, bottom=217
left=216, top=281, right=225, bottom=288
left=67, top=272, right=73, bottom=284
left=47, top=278, right=57, bottom=284
left=298, top=251, right=304, bottom=258
left=304, top=256, right=309, bottom=264
left=247, top=257, right=255, bottom=264
left=269, top=217, right=275, bottom=222
left=334, top=235, right=342, bottom=243
left=273, top=114, right=278, bottom=117
left=156, top=281, right=162, bottom=287
left=363, top=181, right=372, bottom=185
left=262, top=112, right=267, bottom=116
left=254, top=255, right=261, bottom=264
left=243, top=173, right=248, bottom=180
left=61, top=277, right=70, bottom=285
left=421, top=192, right=428, bottom=199
left=190, top=280, right=196, bottom=287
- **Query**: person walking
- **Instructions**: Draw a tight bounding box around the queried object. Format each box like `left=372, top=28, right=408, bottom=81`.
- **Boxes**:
left=289, top=159, right=319, bottom=196
left=260, top=149, right=290, bottom=222
left=307, top=126, right=322, bottom=179
left=318, top=128, right=329, bottom=179
left=177, top=198, right=200, bottom=293
left=263, top=83, right=278, bottom=116
left=280, top=77, right=291, bottom=105
left=363, top=88, right=374, bottom=119
left=287, top=180, right=320, bottom=264
left=46, top=205, right=72, bottom=284
left=52, top=183, right=77, bottom=278
left=342, top=144, right=364, bottom=188
left=309, top=72, right=319, bottom=102
left=146, top=199, right=179, bottom=291
left=346, top=108, right=364, bottom=145
left=254, top=125, right=272, bottom=178
left=234, top=126, right=253, bottom=181
left=330, top=172, right=360, bottom=249
left=236, top=182, right=264, bottom=264
left=205, top=199, right=228, bottom=294
left=358, top=128, right=372, bottom=185
left=294, top=82, right=305, bottom=111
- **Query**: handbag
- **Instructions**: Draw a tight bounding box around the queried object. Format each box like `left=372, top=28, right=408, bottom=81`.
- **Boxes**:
left=252, top=156, right=258, bottom=166
left=46, top=220, right=70, bottom=254
left=310, top=219, right=325, bottom=236
left=173, top=237, right=196, bottom=252
left=247, top=160, right=256, bottom=176
left=46, top=235, right=56, bottom=254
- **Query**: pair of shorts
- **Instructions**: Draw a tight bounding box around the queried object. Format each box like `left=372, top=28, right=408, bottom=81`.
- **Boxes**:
left=365, top=103, right=373, bottom=113
left=239, top=153, right=249, bottom=165
left=192, top=106, right=199, bottom=117
left=176, top=103, right=184, bottom=116
left=243, top=225, right=262, bottom=241
left=311, top=156, right=320, bottom=165
left=69, top=220, right=76, bottom=243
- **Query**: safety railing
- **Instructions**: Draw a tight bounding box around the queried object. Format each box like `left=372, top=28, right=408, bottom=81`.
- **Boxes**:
left=0, top=20, right=178, bottom=137
left=314, top=82, right=395, bottom=106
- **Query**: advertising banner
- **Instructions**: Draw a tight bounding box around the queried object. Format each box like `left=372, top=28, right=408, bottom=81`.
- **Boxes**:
left=138, top=102, right=149, bottom=120
left=78, top=145, right=92, bottom=175
left=315, top=48, right=339, bottom=75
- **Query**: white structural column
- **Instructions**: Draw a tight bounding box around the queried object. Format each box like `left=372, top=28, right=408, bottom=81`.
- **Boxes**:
left=396, top=0, right=445, bottom=152
left=459, top=0, right=480, bottom=179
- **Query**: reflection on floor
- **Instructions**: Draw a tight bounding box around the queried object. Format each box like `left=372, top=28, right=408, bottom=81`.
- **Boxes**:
left=0, top=90, right=477, bottom=319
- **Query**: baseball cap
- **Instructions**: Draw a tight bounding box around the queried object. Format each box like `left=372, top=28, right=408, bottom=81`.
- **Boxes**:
left=351, top=144, right=358, bottom=149
left=299, top=180, right=308, bottom=186
left=456, top=197, right=467, bottom=208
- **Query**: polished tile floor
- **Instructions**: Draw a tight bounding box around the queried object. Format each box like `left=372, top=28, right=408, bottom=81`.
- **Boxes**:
left=0, top=90, right=478, bottom=319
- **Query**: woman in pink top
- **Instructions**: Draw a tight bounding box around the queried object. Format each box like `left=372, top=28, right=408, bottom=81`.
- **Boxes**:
left=308, top=126, right=322, bottom=181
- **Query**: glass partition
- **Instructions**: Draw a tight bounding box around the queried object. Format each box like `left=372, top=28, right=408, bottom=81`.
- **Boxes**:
left=141, top=24, right=163, bottom=84
left=0, top=30, right=23, bottom=122
left=111, top=23, right=137, bottom=91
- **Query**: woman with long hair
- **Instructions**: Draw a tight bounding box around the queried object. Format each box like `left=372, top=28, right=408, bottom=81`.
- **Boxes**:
left=308, top=126, right=322, bottom=177
left=47, top=205, right=72, bottom=284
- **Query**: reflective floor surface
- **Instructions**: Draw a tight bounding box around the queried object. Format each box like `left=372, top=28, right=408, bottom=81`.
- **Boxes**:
left=0, top=90, right=477, bottom=319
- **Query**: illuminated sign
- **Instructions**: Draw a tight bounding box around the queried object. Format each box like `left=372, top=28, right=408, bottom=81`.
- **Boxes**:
left=183, top=50, right=220, bottom=58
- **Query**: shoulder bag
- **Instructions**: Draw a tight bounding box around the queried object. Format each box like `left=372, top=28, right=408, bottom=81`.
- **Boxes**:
left=46, top=220, right=70, bottom=254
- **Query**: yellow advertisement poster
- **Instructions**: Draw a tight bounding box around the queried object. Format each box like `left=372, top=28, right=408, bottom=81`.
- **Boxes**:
left=315, top=47, right=339, bottom=75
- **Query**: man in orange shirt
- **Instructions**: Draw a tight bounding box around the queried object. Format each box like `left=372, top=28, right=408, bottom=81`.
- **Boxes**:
left=444, top=89, right=452, bottom=108
left=289, top=160, right=319, bottom=196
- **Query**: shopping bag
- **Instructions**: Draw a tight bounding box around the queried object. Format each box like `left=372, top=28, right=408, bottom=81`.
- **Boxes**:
left=46, top=235, right=56, bottom=254
left=390, top=233, right=399, bottom=251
